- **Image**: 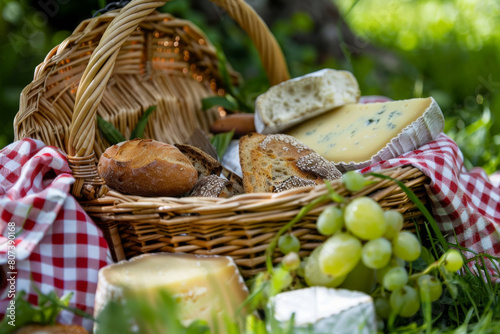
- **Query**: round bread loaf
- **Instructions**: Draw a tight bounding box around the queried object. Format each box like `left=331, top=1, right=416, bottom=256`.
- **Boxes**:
left=97, top=139, right=198, bottom=197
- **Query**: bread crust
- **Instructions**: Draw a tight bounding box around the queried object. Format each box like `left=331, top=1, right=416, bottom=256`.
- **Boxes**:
left=97, top=139, right=198, bottom=197
left=254, top=69, right=360, bottom=134
left=239, top=133, right=342, bottom=193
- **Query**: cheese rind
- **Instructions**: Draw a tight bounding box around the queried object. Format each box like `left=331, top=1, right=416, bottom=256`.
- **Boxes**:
left=94, top=253, right=248, bottom=330
left=286, top=97, right=444, bottom=171
left=270, top=287, right=377, bottom=334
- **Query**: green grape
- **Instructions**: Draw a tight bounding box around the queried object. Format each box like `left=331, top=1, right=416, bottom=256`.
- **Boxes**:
left=418, top=274, right=443, bottom=302
left=269, top=266, right=293, bottom=296
left=316, top=206, right=344, bottom=236
left=344, top=197, right=387, bottom=240
left=390, top=286, right=420, bottom=317
left=282, top=251, right=301, bottom=271
left=383, top=210, right=404, bottom=240
left=376, top=265, right=392, bottom=284
left=318, top=232, right=362, bottom=277
left=296, top=257, right=307, bottom=277
left=394, top=256, right=406, bottom=267
left=374, top=297, right=391, bottom=320
left=339, top=260, right=376, bottom=294
left=305, top=246, right=346, bottom=287
left=393, top=231, right=421, bottom=262
left=383, top=266, right=408, bottom=291
left=362, top=238, right=392, bottom=269
left=376, top=258, right=405, bottom=283
left=342, top=171, right=366, bottom=192
left=441, top=249, right=464, bottom=272
left=278, top=234, right=300, bottom=254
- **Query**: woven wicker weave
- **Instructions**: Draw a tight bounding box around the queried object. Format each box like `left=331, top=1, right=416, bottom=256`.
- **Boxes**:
left=14, top=0, right=429, bottom=277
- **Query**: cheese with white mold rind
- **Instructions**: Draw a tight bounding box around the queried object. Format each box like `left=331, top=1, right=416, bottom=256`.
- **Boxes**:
left=270, top=287, right=377, bottom=334
left=255, top=69, right=360, bottom=134
left=94, top=253, right=249, bottom=329
left=286, top=97, right=444, bottom=172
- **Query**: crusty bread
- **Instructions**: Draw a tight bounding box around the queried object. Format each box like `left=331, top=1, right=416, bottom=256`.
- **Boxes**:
left=254, top=69, right=360, bottom=134
left=222, top=168, right=244, bottom=195
left=97, top=139, right=198, bottom=197
left=239, top=133, right=342, bottom=193
left=189, top=174, right=241, bottom=198
left=174, top=143, right=222, bottom=179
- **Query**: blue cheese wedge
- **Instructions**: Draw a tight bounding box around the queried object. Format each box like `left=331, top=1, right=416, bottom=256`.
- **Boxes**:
left=94, top=253, right=248, bottom=331
left=255, top=69, right=360, bottom=134
left=270, top=287, right=376, bottom=334
left=286, top=97, right=444, bottom=171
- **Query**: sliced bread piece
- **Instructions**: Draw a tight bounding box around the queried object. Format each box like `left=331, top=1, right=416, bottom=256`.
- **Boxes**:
left=254, top=69, right=360, bottom=134
left=174, top=143, right=222, bottom=179
left=239, top=133, right=342, bottom=193
left=189, top=174, right=241, bottom=198
left=273, top=176, right=317, bottom=193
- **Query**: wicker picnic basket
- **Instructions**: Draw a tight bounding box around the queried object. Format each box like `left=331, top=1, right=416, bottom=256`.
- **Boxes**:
left=14, top=0, right=429, bottom=277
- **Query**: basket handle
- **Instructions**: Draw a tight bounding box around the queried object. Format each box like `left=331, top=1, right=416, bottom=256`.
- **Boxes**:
left=67, top=0, right=290, bottom=199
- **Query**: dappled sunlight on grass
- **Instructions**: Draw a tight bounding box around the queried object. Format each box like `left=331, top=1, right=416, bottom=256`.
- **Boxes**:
left=335, top=0, right=500, bottom=52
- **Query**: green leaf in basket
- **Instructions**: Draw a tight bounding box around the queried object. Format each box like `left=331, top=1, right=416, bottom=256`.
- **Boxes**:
left=130, top=106, right=156, bottom=140
left=210, top=130, right=235, bottom=161
left=97, top=115, right=126, bottom=145
left=202, top=96, right=239, bottom=111
left=215, top=44, right=236, bottom=97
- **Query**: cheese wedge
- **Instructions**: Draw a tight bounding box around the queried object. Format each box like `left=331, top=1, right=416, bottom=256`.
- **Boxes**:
left=270, top=287, right=376, bottom=334
left=94, top=253, right=248, bottom=330
left=286, top=97, right=444, bottom=171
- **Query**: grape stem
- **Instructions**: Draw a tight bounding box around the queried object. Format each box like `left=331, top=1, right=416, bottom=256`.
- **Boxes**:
left=408, top=261, right=440, bottom=280
left=265, top=193, right=331, bottom=273
left=367, top=172, right=449, bottom=251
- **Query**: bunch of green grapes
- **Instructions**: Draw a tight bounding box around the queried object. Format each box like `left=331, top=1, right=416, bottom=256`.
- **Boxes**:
left=276, top=171, right=465, bottom=320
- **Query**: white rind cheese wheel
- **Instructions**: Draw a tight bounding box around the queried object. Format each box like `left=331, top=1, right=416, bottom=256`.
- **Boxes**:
left=287, top=97, right=444, bottom=171
left=270, top=287, right=377, bottom=334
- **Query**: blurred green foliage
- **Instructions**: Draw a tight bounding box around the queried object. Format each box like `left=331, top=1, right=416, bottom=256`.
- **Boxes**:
left=334, top=0, right=500, bottom=173
left=1, top=0, right=499, bottom=173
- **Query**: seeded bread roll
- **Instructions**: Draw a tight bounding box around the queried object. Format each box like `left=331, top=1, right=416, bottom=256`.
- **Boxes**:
left=239, top=133, right=342, bottom=193
left=188, top=174, right=234, bottom=198
left=97, top=139, right=198, bottom=197
left=254, top=69, right=360, bottom=134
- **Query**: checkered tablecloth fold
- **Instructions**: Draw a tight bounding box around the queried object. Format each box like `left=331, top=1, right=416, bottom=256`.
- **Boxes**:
left=361, top=133, right=500, bottom=280
left=0, top=138, right=110, bottom=331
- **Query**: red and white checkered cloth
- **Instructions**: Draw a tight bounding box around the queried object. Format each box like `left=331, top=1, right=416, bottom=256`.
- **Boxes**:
left=361, top=134, right=500, bottom=280
left=0, top=138, right=110, bottom=331
left=357, top=96, right=500, bottom=280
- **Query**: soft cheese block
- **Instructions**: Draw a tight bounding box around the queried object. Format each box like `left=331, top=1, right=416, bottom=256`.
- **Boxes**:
left=94, top=253, right=249, bottom=330
left=270, top=287, right=377, bottom=334
left=286, top=97, right=444, bottom=171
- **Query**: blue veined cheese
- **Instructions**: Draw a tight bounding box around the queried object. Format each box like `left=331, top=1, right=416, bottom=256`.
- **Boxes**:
left=286, top=97, right=444, bottom=171
left=269, top=287, right=377, bottom=334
